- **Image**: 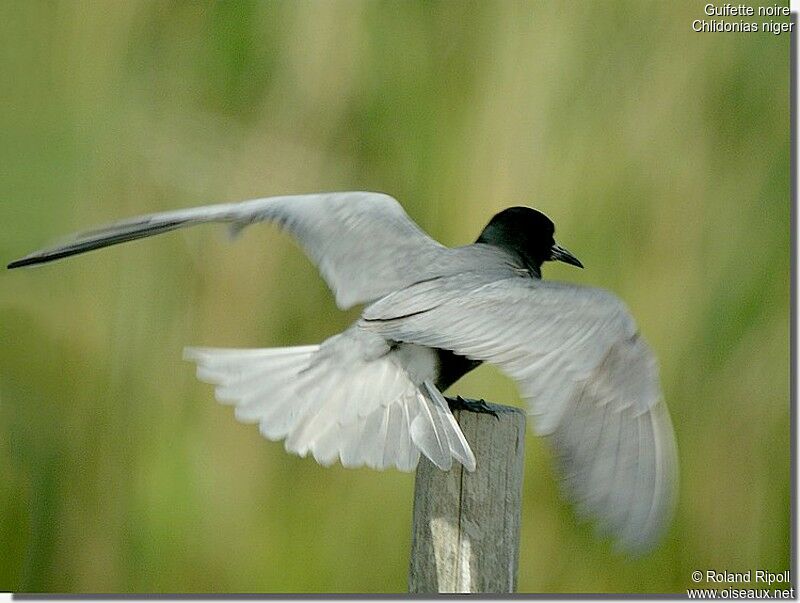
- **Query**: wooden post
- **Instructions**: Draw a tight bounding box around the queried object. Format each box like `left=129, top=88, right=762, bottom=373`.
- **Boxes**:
left=408, top=403, right=526, bottom=594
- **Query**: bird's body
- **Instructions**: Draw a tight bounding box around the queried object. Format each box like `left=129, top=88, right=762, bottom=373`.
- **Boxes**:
left=8, top=191, right=677, bottom=553
left=434, top=349, right=483, bottom=392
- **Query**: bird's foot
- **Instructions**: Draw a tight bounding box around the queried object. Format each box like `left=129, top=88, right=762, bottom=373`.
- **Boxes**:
left=446, top=395, right=499, bottom=419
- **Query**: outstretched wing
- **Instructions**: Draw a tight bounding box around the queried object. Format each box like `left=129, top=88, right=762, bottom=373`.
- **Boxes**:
left=361, top=277, right=678, bottom=553
left=7, top=192, right=446, bottom=309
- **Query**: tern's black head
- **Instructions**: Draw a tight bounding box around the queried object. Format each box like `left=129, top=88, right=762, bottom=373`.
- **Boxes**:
left=476, top=206, right=583, bottom=276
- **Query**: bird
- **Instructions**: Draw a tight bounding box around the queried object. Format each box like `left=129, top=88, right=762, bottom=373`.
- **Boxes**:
left=7, top=191, right=677, bottom=553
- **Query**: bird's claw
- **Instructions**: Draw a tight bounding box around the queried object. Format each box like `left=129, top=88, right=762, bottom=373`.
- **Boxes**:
left=446, top=395, right=499, bottom=419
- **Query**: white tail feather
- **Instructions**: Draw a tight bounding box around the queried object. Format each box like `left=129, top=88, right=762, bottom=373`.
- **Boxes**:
left=184, top=339, right=475, bottom=472
left=423, top=381, right=477, bottom=472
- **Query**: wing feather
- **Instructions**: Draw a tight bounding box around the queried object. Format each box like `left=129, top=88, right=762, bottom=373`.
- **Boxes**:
left=362, top=276, right=677, bottom=552
left=8, top=192, right=449, bottom=309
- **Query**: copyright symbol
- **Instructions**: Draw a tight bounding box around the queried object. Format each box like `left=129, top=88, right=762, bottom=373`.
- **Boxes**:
left=692, top=571, right=703, bottom=583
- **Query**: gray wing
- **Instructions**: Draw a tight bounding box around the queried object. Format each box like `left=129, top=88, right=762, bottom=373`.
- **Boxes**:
left=7, top=192, right=446, bottom=309
left=362, top=277, right=678, bottom=553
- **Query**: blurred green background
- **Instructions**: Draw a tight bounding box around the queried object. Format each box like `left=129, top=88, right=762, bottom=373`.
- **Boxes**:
left=0, top=0, right=790, bottom=594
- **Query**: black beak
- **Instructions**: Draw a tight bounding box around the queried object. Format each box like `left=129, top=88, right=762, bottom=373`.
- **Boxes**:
left=550, top=243, right=583, bottom=268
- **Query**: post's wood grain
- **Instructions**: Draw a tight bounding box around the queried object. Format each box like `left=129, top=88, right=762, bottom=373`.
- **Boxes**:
left=408, top=403, right=526, bottom=594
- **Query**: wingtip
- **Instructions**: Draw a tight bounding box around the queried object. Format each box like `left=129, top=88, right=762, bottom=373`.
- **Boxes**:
left=7, top=258, right=29, bottom=270
left=7, top=252, right=60, bottom=269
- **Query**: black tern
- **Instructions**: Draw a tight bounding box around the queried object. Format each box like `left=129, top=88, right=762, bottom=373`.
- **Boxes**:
left=8, top=191, right=677, bottom=552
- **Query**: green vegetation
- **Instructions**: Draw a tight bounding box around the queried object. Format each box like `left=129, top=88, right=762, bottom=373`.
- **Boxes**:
left=0, top=1, right=789, bottom=593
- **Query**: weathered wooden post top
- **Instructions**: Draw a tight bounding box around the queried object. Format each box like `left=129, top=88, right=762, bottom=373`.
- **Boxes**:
left=408, top=402, right=526, bottom=594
